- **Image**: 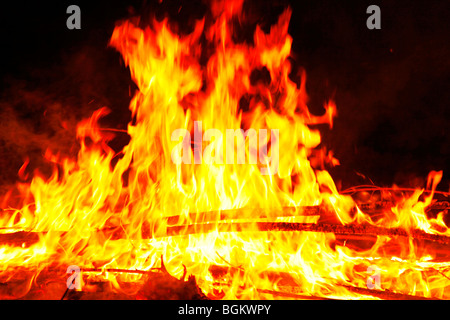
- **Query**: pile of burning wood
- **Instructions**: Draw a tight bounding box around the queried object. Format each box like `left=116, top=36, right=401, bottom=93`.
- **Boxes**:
left=0, top=0, right=449, bottom=300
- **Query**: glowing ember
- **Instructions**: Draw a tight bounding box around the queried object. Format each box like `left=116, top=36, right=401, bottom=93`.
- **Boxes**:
left=0, top=0, right=449, bottom=299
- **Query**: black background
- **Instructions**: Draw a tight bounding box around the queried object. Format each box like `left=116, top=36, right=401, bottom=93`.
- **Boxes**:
left=0, top=0, right=449, bottom=191
left=0, top=299, right=441, bottom=317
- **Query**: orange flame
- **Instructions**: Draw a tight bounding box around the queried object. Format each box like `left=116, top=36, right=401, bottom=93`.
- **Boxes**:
left=0, top=1, right=448, bottom=299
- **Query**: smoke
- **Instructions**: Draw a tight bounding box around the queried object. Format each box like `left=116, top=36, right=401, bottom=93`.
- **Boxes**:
left=0, top=44, right=133, bottom=191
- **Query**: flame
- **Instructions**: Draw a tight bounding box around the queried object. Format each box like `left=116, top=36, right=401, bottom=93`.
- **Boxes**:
left=0, top=0, right=449, bottom=299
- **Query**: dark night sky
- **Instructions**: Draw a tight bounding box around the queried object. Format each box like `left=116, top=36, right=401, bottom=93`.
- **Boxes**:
left=0, top=0, right=449, bottom=191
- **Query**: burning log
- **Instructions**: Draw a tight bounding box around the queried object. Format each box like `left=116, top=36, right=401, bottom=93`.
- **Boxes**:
left=2, top=217, right=450, bottom=253
left=342, top=285, right=437, bottom=300
left=165, top=206, right=321, bottom=225
left=164, top=221, right=450, bottom=246
left=0, top=230, right=41, bottom=245
left=0, top=206, right=320, bottom=247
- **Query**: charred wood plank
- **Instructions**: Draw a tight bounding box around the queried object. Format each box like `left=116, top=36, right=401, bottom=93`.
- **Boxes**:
left=0, top=206, right=320, bottom=246
left=163, top=222, right=450, bottom=245
left=165, top=206, right=321, bottom=226
left=1, top=208, right=449, bottom=250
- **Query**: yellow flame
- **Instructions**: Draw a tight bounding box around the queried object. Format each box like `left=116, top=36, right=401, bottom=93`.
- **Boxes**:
left=0, top=0, right=448, bottom=299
